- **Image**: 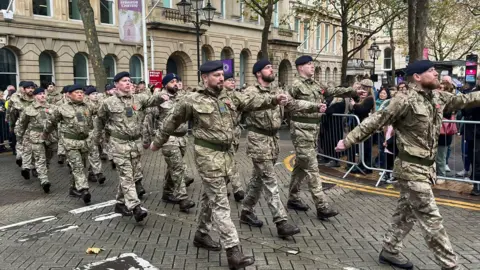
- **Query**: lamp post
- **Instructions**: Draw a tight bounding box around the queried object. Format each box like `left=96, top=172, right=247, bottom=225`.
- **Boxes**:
left=367, top=41, right=381, bottom=80
left=177, top=0, right=216, bottom=83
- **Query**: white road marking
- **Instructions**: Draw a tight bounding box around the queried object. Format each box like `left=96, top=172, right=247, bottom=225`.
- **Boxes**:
left=92, top=212, right=122, bottom=221
left=287, top=250, right=299, bottom=255
left=76, top=253, right=159, bottom=270
left=16, top=224, right=78, bottom=242
left=343, top=267, right=360, bottom=270
left=69, top=200, right=117, bottom=214
left=0, top=216, right=57, bottom=232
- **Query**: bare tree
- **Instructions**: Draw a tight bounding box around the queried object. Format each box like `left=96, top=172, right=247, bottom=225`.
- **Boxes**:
left=77, top=0, right=107, bottom=89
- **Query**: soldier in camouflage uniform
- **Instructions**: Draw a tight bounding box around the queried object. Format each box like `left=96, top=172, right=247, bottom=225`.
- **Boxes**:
left=221, top=72, right=245, bottom=202
left=240, top=59, right=328, bottom=238
left=103, top=84, right=117, bottom=168
left=44, top=85, right=94, bottom=205
left=84, top=86, right=106, bottom=184
left=15, top=87, right=57, bottom=193
left=150, top=60, right=289, bottom=269
left=335, top=60, right=477, bottom=270
left=46, top=82, right=63, bottom=104
left=55, top=85, right=71, bottom=165
left=8, top=81, right=35, bottom=175
left=96, top=72, right=168, bottom=223
left=287, top=55, right=365, bottom=219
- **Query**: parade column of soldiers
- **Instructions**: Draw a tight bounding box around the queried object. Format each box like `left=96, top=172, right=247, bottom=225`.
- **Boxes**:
left=6, top=57, right=470, bottom=270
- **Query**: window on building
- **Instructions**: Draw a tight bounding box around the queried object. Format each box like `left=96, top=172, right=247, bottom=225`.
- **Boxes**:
left=0, top=1, right=9, bottom=10
left=103, top=55, right=116, bottom=84
left=294, top=18, right=300, bottom=42
left=100, top=0, right=114, bottom=24
left=73, top=53, right=89, bottom=86
left=316, top=23, right=321, bottom=51
left=303, top=22, right=309, bottom=50
left=221, top=0, right=225, bottom=18
left=39, top=52, right=54, bottom=88
left=0, top=48, right=18, bottom=91
left=324, top=24, right=329, bottom=52
left=162, top=0, right=171, bottom=8
left=325, top=68, right=330, bottom=81
left=129, top=56, right=143, bottom=83
left=273, top=3, right=279, bottom=28
left=33, top=0, right=52, bottom=16
left=69, top=0, right=81, bottom=20
left=332, top=26, right=337, bottom=53
left=384, top=48, right=392, bottom=69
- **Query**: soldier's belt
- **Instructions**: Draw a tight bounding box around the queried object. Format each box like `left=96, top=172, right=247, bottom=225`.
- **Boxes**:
left=194, top=138, right=231, bottom=152
left=30, top=127, right=44, bottom=132
left=172, top=132, right=187, bottom=137
left=398, top=152, right=435, bottom=166
left=248, top=126, right=278, bottom=137
left=110, top=132, right=141, bottom=141
left=63, top=132, right=89, bottom=140
left=291, top=116, right=321, bottom=124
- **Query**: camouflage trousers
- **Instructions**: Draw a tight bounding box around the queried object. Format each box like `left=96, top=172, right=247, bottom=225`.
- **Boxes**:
left=383, top=179, right=458, bottom=269
left=114, top=155, right=142, bottom=210
left=243, top=158, right=288, bottom=223
left=57, top=131, right=66, bottom=156
left=88, top=144, right=102, bottom=174
left=226, top=143, right=244, bottom=193
left=20, top=139, right=35, bottom=170
left=288, top=140, right=328, bottom=209
left=197, top=176, right=240, bottom=249
left=66, top=148, right=89, bottom=191
left=162, top=145, right=188, bottom=201
left=31, top=142, right=57, bottom=185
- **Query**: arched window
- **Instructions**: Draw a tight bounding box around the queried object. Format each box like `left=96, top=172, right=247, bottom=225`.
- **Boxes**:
left=129, top=56, right=143, bottom=83
left=39, top=52, right=55, bottom=88
left=333, top=68, right=338, bottom=83
left=73, top=53, right=89, bottom=86
left=0, top=48, right=18, bottom=90
left=325, top=67, right=331, bottom=82
left=384, top=48, right=392, bottom=70
left=103, top=55, right=116, bottom=84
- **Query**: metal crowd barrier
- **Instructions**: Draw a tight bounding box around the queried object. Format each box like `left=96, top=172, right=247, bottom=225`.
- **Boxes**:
left=0, top=111, right=10, bottom=147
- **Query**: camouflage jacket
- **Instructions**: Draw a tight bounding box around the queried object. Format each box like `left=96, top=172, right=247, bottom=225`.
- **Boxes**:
left=95, top=91, right=166, bottom=145
left=152, top=86, right=281, bottom=177
left=15, top=102, right=57, bottom=144
left=244, top=83, right=320, bottom=160
left=7, top=92, right=34, bottom=130
left=344, top=83, right=480, bottom=183
left=47, top=90, right=63, bottom=104
left=219, top=88, right=242, bottom=145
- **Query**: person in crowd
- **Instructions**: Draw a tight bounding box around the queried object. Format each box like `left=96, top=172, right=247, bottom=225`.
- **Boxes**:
left=457, top=83, right=475, bottom=179
left=436, top=82, right=456, bottom=184
left=374, top=87, right=391, bottom=170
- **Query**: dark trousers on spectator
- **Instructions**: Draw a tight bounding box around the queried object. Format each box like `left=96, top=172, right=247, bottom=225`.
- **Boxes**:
left=467, top=138, right=480, bottom=191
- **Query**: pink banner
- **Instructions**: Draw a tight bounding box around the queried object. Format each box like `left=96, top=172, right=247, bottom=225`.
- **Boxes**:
left=118, top=0, right=142, bottom=44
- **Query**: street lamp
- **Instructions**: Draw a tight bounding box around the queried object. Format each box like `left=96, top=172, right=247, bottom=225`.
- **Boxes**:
left=368, top=41, right=381, bottom=80
left=177, top=0, right=216, bottom=83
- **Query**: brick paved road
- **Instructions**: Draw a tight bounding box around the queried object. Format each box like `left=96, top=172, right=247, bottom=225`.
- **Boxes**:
left=0, top=130, right=479, bottom=270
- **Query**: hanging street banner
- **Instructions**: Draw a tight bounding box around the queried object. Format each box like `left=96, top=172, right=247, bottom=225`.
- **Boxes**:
left=118, top=0, right=142, bottom=44
left=222, top=59, right=234, bottom=76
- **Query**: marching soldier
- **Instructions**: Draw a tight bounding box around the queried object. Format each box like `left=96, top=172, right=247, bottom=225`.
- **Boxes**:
left=96, top=72, right=169, bottom=222
left=56, top=85, right=71, bottom=165
left=150, top=60, right=289, bottom=269
left=46, top=82, right=63, bottom=104
left=15, top=87, right=57, bottom=193
left=44, top=85, right=94, bottom=204
left=335, top=60, right=479, bottom=270
left=287, top=55, right=365, bottom=219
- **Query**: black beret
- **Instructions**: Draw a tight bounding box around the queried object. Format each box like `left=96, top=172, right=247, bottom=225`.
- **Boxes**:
left=22, top=81, right=36, bottom=89
left=33, top=87, right=45, bottom=95
left=67, top=84, right=84, bottom=93
left=224, top=72, right=234, bottom=80
left=295, top=55, right=313, bottom=66
left=200, top=60, right=223, bottom=74
left=47, top=82, right=56, bottom=87
left=19, top=81, right=27, bottom=87
left=84, top=86, right=97, bottom=95
left=162, top=73, right=178, bottom=86
left=405, top=60, right=435, bottom=76
left=252, top=59, right=271, bottom=74
left=105, top=84, right=115, bottom=91
left=62, top=85, right=71, bottom=94
left=113, top=71, right=130, bottom=82
left=138, top=81, right=146, bottom=85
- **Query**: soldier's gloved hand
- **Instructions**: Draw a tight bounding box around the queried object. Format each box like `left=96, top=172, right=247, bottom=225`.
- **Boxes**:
left=318, top=103, right=327, bottom=113
left=276, top=94, right=289, bottom=106
left=335, top=139, right=347, bottom=152
left=150, top=142, right=160, bottom=152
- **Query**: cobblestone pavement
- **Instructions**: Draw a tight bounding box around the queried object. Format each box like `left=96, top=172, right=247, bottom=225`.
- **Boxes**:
left=0, top=131, right=479, bottom=270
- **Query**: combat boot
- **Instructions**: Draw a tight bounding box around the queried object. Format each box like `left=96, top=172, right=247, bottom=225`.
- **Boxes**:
left=21, top=169, right=30, bottom=180
left=240, top=210, right=263, bottom=227
left=114, top=203, right=132, bottom=216
left=133, top=205, right=148, bottom=222
left=69, top=187, right=82, bottom=197
left=57, top=155, right=65, bottom=165
left=31, top=169, right=38, bottom=178
left=80, top=189, right=91, bottom=204
left=276, top=220, right=300, bottom=238
left=193, top=231, right=221, bottom=251
left=379, top=249, right=413, bottom=270
left=162, top=193, right=180, bottom=204
left=287, top=199, right=310, bottom=211
left=185, top=177, right=194, bottom=187
left=135, top=180, right=146, bottom=198
left=41, top=182, right=51, bottom=194
left=87, top=171, right=98, bottom=182
left=16, top=158, right=22, bottom=167
left=226, top=245, right=255, bottom=270
left=233, top=190, right=245, bottom=202
left=97, top=173, right=106, bottom=185
left=179, top=199, right=195, bottom=212
left=317, top=206, right=339, bottom=220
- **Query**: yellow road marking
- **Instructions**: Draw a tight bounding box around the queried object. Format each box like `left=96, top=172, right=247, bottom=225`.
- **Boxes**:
left=283, top=154, right=480, bottom=211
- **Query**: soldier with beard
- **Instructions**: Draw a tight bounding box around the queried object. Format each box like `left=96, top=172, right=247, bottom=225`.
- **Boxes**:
left=335, top=60, right=480, bottom=270
left=150, top=60, right=290, bottom=270
left=240, top=59, right=328, bottom=238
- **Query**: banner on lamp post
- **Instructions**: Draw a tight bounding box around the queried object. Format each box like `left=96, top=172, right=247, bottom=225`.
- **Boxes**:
left=149, top=70, right=163, bottom=85
left=118, top=0, right=142, bottom=44
left=222, top=59, right=234, bottom=75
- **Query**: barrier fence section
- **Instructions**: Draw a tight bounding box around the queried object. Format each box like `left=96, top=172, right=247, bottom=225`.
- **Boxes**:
left=318, top=114, right=480, bottom=188
left=0, top=111, right=10, bottom=147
